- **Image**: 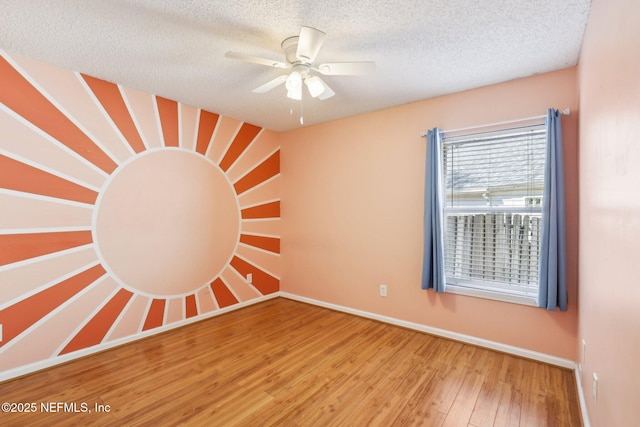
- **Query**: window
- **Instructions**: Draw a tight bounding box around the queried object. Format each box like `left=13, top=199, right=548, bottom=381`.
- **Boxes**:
left=441, top=122, right=546, bottom=305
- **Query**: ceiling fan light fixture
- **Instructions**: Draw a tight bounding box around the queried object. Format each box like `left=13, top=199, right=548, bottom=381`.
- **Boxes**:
left=285, top=70, right=303, bottom=100
left=287, top=86, right=302, bottom=100
left=305, top=76, right=325, bottom=98
left=285, top=71, right=302, bottom=91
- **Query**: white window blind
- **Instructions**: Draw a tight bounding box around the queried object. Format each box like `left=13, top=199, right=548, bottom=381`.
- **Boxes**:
left=442, top=123, right=546, bottom=299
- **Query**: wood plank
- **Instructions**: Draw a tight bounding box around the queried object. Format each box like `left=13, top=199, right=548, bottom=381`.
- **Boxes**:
left=442, top=371, right=485, bottom=427
left=0, top=298, right=582, bottom=426
left=468, top=351, right=506, bottom=426
left=494, top=382, right=523, bottom=427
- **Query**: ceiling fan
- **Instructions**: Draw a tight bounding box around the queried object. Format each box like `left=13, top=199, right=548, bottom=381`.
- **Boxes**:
left=225, top=26, right=376, bottom=102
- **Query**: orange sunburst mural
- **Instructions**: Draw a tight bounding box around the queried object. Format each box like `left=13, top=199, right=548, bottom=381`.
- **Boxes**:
left=0, top=51, right=280, bottom=374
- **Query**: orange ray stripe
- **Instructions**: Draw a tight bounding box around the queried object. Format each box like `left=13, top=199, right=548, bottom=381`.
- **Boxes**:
left=143, top=299, right=166, bottom=331
left=185, top=294, right=198, bottom=318
left=0, top=154, right=99, bottom=205
left=210, top=278, right=239, bottom=308
left=60, top=288, right=133, bottom=355
left=82, top=75, right=146, bottom=154
left=156, top=96, right=179, bottom=147
left=239, top=234, right=280, bottom=254
left=0, top=264, right=106, bottom=347
left=0, top=56, right=117, bottom=174
left=241, top=201, right=280, bottom=219
left=195, top=110, right=219, bottom=155
left=219, top=123, right=261, bottom=171
left=0, top=230, right=93, bottom=267
left=234, top=151, right=280, bottom=195
left=229, top=256, right=279, bottom=295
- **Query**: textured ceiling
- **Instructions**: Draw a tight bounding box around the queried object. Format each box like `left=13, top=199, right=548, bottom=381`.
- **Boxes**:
left=0, top=0, right=591, bottom=132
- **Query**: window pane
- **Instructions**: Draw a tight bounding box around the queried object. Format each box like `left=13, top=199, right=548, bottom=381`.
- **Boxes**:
left=442, top=124, right=546, bottom=298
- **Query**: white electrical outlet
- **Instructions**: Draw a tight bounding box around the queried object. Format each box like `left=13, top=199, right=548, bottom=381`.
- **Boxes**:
left=379, top=284, right=387, bottom=297
left=246, top=273, right=253, bottom=283
left=592, top=373, right=598, bottom=403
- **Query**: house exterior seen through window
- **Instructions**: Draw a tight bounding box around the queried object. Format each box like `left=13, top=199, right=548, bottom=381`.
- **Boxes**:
left=441, top=123, right=546, bottom=305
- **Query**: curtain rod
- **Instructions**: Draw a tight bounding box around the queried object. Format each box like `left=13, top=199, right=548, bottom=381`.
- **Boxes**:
left=420, top=108, right=570, bottom=138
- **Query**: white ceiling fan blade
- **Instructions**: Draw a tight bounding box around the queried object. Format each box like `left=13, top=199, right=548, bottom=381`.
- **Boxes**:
left=316, top=77, right=335, bottom=100
left=316, top=61, right=376, bottom=76
left=252, top=75, right=288, bottom=93
left=296, top=26, right=326, bottom=63
left=225, top=51, right=287, bottom=69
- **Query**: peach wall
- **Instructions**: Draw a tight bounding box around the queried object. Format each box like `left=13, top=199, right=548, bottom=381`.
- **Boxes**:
left=0, top=50, right=280, bottom=375
left=577, top=0, right=640, bottom=425
left=280, top=68, right=579, bottom=360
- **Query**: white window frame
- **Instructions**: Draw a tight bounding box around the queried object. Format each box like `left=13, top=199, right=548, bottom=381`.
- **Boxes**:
left=440, top=122, right=547, bottom=306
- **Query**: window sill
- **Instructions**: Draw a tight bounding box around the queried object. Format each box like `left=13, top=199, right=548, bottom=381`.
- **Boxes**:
left=445, top=284, right=538, bottom=307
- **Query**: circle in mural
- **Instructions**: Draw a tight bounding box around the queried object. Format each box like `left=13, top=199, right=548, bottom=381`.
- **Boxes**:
left=94, top=149, right=240, bottom=296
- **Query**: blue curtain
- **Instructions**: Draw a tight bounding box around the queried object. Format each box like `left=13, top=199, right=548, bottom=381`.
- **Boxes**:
left=422, top=128, right=446, bottom=292
left=538, top=109, right=567, bottom=311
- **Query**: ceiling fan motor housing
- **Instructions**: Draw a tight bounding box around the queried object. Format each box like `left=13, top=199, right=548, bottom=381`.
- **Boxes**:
left=281, top=36, right=302, bottom=64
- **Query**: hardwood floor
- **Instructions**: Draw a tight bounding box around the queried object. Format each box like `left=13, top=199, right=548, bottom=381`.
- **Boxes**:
left=0, top=297, right=582, bottom=426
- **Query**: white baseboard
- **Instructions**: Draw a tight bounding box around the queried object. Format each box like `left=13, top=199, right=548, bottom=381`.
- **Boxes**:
left=0, top=293, right=278, bottom=383
left=574, top=364, right=592, bottom=427
left=279, top=292, right=576, bottom=369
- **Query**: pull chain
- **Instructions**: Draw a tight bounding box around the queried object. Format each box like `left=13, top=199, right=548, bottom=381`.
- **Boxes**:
left=288, top=97, right=304, bottom=125
left=300, top=96, right=304, bottom=125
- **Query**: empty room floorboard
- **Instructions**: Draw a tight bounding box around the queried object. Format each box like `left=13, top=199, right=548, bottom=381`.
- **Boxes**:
left=0, top=297, right=582, bottom=426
